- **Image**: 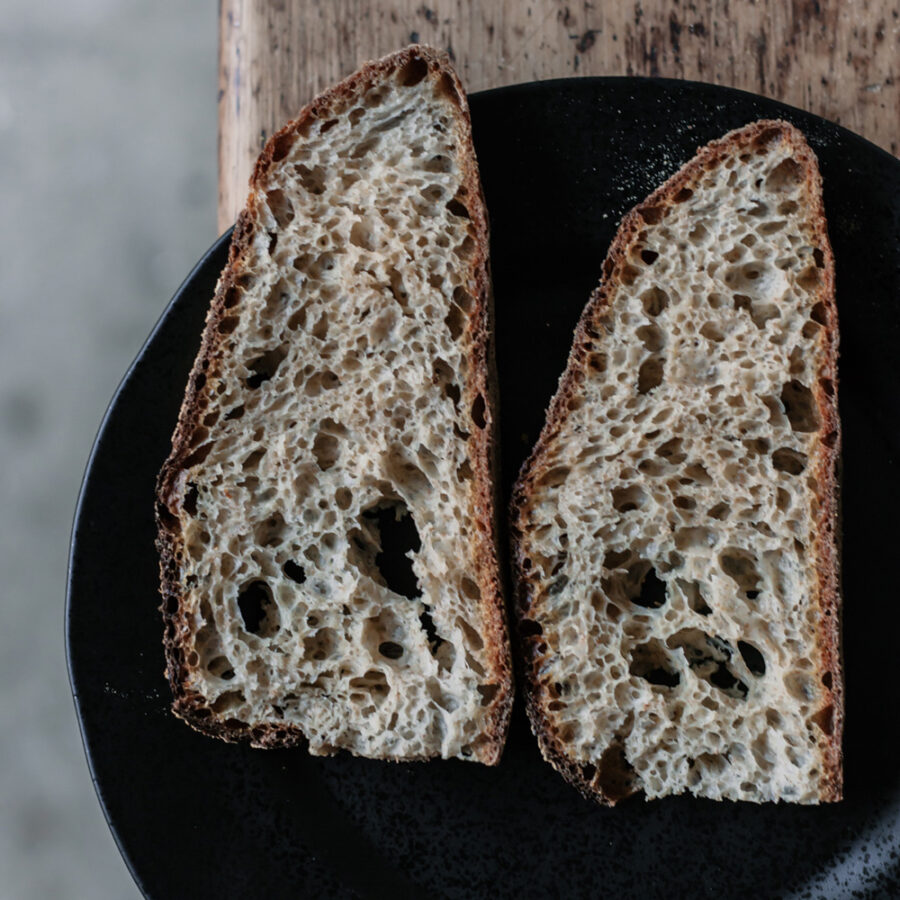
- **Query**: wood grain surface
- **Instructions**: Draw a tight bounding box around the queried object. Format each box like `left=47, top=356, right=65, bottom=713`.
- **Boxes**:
left=218, top=0, right=899, bottom=231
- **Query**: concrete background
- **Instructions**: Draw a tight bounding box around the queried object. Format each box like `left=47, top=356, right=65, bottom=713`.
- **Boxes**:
left=1, top=2, right=216, bottom=896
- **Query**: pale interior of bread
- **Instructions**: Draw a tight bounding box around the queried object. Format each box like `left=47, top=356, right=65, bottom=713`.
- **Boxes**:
left=518, top=135, right=835, bottom=801
left=172, top=59, right=501, bottom=761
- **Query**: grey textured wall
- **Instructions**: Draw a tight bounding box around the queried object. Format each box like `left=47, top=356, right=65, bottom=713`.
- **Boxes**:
left=0, top=2, right=216, bottom=895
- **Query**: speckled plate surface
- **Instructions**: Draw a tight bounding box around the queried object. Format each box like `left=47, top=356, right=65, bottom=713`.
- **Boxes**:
left=68, top=78, right=900, bottom=899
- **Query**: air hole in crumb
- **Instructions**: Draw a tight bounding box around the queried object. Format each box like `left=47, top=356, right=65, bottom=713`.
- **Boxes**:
left=477, top=683, right=499, bottom=706
left=211, top=692, right=245, bottom=715
left=754, top=126, right=783, bottom=148
left=242, top=447, right=266, bottom=471
left=733, top=292, right=779, bottom=329
left=182, top=483, right=199, bottom=516
left=738, top=641, right=766, bottom=676
left=759, top=219, right=787, bottom=235
left=784, top=670, right=815, bottom=702
left=700, top=322, right=725, bottom=342
left=254, top=511, right=285, bottom=547
left=797, top=267, right=821, bottom=291
left=237, top=580, right=277, bottom=636
left=378, top=641, right=404, bottom=659
left=458, top=615, right=485, bottom=652
left=266, top=189, right=295, bottom=227
left=772, top=447, right=807, bottom=474
left=311, top=310, right=330, bottom=340
left=810, top=302, right=827, bottom=325
left=455, top=235, right=476, bottom=259
left=460, top=577, right=481, bottom=601
left=719, top=550, right=761, bottom=597
left=354, top=500, right=422, bottom=600
left=420, top=184, right=445, bottom=204
left=707, top=502, right=730, bottom=520
left=207, top=656, right=234, bottom=679
left=667, top=629, right=748, bottom=699
left=637, top=357, right=664, bottom=394
left=765, top=157, right=802, bottom=192
left=632, top=566, right=667, bottom=609
left=641, top=286, right=669, bottom=317
left=350, top=220, right=375, bottom=250
left=304, top=627, right=337, bottom=661
left=418, top=606, right=445, bottom=652
left=673, top=188, right=693, bottom=203
left=520, top=618, right=543, bottom=637
left=446, top=197, right=470, bottom=219
left=312, top=432, right=340, bottom=471
left=621, top=265, right=641, bottom=287
left=810, top=704, right=834, bottom=735
left=270, top=131, right=294, bottom=162
left=637, top=323, right=664, bottom=352
left=747, top=201, right=769, bottom=218
left=612, top=485, right=648, bottom=513
left=744, top=437, right=770, bottom=456
left=246, top=345, right=288, bottom=388
left=684, top=463, right=712, bottom=485
left=445, top=303, right=465, bottom=340
left=424, top=154, right=452, bottom=173
left=689, top=222, right=708, bottom=243
left=641, top=249, right=659, bottom=265
left=638, top=205, right=663, bottom=224
left=604, top=548, right=632, bottom=570
left=399, top=54, right=429, bottom=86
left=657, top=437, right=686, bottom=464
left=453, top=286, right=474, bottom=312
left=295, top=163, right=326, bottom=193
left=678, top=579, right=712, bottom=615
left=283, top=560, right=306, bottom=584
left=781, top=380, right=819, bottom=432
left=183, top=442, right=214, bottom=468
left=629, top=638, right=680, bottom=687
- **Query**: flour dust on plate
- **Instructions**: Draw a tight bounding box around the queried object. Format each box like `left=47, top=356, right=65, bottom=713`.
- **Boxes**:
left=67, top=77, right=900, bottom=899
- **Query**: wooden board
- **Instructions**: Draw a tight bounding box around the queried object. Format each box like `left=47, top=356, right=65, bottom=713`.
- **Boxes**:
left=218, top=0, right=899, bottom=232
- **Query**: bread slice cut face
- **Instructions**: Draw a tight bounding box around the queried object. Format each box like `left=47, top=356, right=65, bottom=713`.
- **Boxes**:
left=156, top=46, right=512, bottom=764
left=510, top=121, right=841, bottom=802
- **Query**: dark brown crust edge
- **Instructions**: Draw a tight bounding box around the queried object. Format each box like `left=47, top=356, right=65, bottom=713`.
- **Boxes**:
left=155, top=45, right=512, bottom=763
left=509, top=120, right=843, bottom=803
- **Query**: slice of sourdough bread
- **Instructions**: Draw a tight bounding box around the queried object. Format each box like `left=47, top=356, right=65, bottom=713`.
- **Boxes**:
left=156, top=46, right=512, bottom=764
left=510, top=121, right=841, bottom=802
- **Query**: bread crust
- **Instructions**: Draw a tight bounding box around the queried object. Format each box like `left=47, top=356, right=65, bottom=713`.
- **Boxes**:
left=509, top=120, right=842, bottom=802
left=156, top=45, right=512, bottom=763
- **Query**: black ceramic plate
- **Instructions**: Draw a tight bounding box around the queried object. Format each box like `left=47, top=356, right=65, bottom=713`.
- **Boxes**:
left=68, top=78, right=900, bottom=899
